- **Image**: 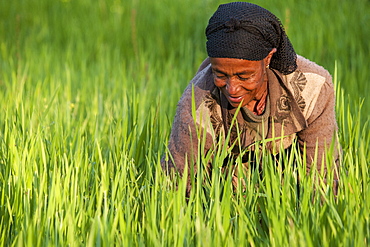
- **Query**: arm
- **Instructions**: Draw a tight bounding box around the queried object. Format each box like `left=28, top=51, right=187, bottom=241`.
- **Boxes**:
left=297, top=80, right=341, bottom=181
left=161, top=61, right=216, bottom=192
left=161, top=89, right=200, bottom=175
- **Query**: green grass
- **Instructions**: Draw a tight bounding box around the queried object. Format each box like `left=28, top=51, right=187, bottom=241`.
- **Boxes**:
left=0, top=0, right=369, bottom=246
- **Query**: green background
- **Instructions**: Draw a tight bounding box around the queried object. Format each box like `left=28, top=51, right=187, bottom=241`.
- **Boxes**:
left=0, top=0, right=369, bottom=246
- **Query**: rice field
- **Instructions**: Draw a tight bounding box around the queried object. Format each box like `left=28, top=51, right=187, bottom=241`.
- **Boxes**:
left=0, top=0, right=369, bottom=246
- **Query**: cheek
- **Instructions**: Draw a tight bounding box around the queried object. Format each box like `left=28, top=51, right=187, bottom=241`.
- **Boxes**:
left=239, top=81, right=258, bottom=91
left=213, top=79, right=226, bottom=88
left=240, top=74, right=264, bottom=90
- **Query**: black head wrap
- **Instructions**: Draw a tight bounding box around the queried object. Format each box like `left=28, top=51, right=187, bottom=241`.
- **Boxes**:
left=206, top=2, right=297, bottom=74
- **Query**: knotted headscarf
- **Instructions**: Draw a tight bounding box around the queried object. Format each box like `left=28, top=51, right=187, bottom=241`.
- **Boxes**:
left=206, top=2, right=297, bottom=74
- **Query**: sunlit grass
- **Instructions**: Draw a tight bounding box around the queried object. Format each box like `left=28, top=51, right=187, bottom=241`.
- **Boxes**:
left=0, top=0, right=369, bottom=246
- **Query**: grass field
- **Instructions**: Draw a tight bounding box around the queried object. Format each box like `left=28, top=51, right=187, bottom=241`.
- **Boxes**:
left=0, top=0, right=369, bottom=246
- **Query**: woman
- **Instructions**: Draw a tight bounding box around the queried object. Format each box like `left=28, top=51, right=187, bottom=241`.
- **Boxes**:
left=161, top=2, right=340, bottom=192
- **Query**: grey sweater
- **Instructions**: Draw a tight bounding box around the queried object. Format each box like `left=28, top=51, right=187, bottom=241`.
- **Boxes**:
left=162, top=55, right=340, bottom=184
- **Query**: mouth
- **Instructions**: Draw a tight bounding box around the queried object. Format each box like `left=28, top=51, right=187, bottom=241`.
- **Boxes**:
left=227, top=95, right=244, bottom=104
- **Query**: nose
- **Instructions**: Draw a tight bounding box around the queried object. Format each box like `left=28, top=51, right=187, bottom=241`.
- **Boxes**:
left=225, top=77, right=239, bottom=95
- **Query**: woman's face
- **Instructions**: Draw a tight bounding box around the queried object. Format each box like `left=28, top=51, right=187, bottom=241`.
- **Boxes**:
left=210, top=57, right=268, bottom=109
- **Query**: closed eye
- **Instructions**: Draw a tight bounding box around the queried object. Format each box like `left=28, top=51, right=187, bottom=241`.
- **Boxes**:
left=213, top=72, right=227, bottom=79
left=237, top=75, right=250, bottom=81
left=237, top=72, right=254, bottom=81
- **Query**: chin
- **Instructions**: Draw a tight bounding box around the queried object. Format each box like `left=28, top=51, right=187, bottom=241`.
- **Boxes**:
left=229, top=101, right=245, bottom=108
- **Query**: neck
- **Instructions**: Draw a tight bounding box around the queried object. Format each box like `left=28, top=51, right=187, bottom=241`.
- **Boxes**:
left=247, top=77, right=269, bottom=115
left=253, top=88, right=268, bottom=115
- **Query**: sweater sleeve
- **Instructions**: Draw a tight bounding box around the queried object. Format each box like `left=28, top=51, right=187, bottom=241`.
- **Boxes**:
left=161, top=88, right=200, bottom=175
left=161, top=65, right=216, bottom=181
left=160, top=85, right=217, bottom=198
left=297, top=80, right=340, bottom=180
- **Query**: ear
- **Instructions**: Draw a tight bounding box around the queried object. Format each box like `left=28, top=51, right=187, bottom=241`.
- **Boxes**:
left=264, top=48, right=277, bottom=67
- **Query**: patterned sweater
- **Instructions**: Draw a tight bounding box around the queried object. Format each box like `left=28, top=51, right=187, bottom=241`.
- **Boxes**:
left=161, top=55, right=340, bottom=183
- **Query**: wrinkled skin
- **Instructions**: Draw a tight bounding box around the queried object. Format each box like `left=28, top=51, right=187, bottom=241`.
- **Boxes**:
left=210, top=48, right=276, bottom=114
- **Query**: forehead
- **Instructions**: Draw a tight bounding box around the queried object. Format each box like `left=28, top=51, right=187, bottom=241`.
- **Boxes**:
left=210, top=57, right=262, bottom=74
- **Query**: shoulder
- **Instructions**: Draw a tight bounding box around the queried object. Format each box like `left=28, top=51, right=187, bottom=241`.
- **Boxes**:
left=283, top=55, right=334, bottom=120
left=172, top=59, right=222, bottom=138
left=296, top=55, right=332, bottom=85
left=175, top=58, right=216, bottom=117
left=179, top=59, right=215, bottom=103
left=294, top=55, right=334, bottom=97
